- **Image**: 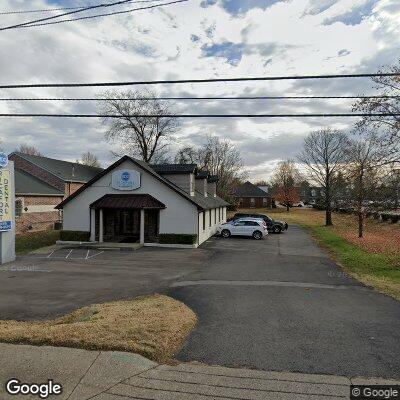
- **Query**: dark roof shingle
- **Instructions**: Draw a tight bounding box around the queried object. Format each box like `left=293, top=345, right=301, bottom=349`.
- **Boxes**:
left=234, top=181, right=270, bottom=197
left=150, top=163, right=197, bottom=174
left=15, top=169, right=63, bottom=196
left=12, top=152, right=103, bottom=182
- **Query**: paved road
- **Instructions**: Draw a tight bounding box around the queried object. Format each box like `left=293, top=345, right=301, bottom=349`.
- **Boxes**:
left=170, top=226, right=400, bottom=379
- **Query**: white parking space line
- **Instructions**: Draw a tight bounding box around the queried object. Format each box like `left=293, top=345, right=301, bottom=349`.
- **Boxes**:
left=87, top=250, right=104, bottom=259
left=65, top=249, right=73, bottom=259
left=46, top=250, right=55, bottom=258
left=29, top=249, right=106, bottom=261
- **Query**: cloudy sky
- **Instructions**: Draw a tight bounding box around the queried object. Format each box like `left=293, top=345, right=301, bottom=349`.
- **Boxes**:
left=0, top=0, right=399, bottom=180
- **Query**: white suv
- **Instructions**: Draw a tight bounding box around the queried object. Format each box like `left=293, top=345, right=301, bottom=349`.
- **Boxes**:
left=217, top=218, right=268, bottom=240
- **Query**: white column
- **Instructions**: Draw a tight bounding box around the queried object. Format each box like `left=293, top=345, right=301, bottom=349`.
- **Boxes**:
left=90, top=208, right=96, bottom=242
left=140, top=209, right=145, bottom=244
left=99, top=209, right=104, bottom=243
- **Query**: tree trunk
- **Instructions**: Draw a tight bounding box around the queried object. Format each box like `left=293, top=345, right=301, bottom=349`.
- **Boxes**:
left=325, top=173, right=333, bottom=226
left=286, top=203, right=290, bottom=212
left=358, top=210, right=364, bottom=238
left=326, top=209, right=333, bottom=226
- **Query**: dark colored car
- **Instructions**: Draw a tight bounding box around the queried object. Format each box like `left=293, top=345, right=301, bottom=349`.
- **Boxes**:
left=232, top=213, right=288, bottom=233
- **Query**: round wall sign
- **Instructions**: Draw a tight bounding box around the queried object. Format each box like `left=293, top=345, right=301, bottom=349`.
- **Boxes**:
left=121, top=171, right=130, bottom=181
left=0, top=152, right=8, bottom=168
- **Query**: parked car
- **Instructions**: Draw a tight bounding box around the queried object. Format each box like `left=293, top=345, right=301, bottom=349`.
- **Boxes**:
left=217, top=218, right=268, bottom=240
left=232, top=213, right=288, bottom=234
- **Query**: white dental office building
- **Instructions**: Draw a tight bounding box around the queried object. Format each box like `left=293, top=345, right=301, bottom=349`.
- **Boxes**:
left=56, top=156, right=228, bottom=247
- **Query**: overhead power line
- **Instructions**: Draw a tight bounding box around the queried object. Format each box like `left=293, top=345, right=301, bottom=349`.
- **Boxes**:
left=0, top=113, right=398, bottom=118
left=0, top=0, right=188, bottom=30
left=0, top=95, right=398, bottom=101
left=0, top=0, right=150, bottom=15
left=1, top=0, right=147, bottom=30
left=1, top=73, right=399, bottom=89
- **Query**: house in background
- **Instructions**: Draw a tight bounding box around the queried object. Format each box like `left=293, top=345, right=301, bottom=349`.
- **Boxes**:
left=10, top=152, right=102, bottom=234
left=299, top=184, right=325, bottom=205
left=233, top=181, right=274, bottom=208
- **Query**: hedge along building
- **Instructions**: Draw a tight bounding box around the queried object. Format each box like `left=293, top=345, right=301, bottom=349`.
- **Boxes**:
left=56, top=156, right=228, bottom=247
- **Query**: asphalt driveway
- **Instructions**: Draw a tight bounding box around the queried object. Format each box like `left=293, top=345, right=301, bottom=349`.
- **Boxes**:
left=2, top=226, right=400, bottom=378
left=170, top=226, right=400, bottom=379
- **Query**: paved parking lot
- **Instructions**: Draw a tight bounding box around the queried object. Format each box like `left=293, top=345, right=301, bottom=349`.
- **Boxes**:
left=2, top=226, right=400, bottom=378
left=0, top=247, right=207, bottom=320
left=31, top=248, right=106, bottom=260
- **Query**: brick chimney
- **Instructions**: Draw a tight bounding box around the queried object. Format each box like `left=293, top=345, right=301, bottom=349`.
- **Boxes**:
left=195, top=171, right=209, bottom=197
left=208, top=175, right=218, bottom=197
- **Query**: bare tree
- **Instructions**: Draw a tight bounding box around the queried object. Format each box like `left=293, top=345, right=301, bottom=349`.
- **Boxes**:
left=299, top=129, right=350, bottom=226
left=98, top=89, right=180, bottom=163
left=175, top=146, right=198, bottom=164
left=353, top=60, right=400, bottom=151
left=345, top=132, right=398, bottom=238
left=77, top=151, right=101, bottom=168
left=271, top=159, right=302, bottom=212
left=175, top=135, right=246, bottom=200
left=254, top=179, right=268, bottom=186
left=17, top=144, right=42, bottom=156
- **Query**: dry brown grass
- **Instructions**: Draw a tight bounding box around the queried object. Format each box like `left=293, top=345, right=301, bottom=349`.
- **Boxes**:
left=0, top=295, right=197, bottom=361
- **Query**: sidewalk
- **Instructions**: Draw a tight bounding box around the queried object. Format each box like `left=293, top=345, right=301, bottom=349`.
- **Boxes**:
left=1, top=343, right=399, bottom=400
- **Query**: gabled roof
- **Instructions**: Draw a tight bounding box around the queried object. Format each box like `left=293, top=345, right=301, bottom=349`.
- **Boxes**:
left=11, top=152, right=103, bottom=183
left=56, top=155, right=228, bottom=211
left=15, top=169, right=63, bottom=196
left=234, top=181, right=270, bottom=197
left=150, top=163, right=197, bottom=174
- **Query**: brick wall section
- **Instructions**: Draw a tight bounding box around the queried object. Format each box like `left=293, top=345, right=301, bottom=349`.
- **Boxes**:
left=237, top=197, right=273, bottom=208
left=16, top=211, right=61, bottom=234
left=22, top=196, right=62, bottom=206
left=16, top=195, right=63, bottom=234
left=10, top=154, right=64, bottom=191
left=65, top=182, right=85, bottom=198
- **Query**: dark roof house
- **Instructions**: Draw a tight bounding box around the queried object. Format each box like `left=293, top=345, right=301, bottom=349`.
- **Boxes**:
left=234, top=181, right=274, bottom=208
left=234, top=181, right=271, bottom=198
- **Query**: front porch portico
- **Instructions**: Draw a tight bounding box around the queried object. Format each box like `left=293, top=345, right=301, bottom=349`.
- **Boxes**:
left=89, top=194, right=165, bottom=244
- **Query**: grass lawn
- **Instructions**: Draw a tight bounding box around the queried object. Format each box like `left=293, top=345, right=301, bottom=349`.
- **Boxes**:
left=0, top=294, right=197, bottom=362
left=16, top=230, right=60, bottom=254
left=230, top=207, right=400, bottom=301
